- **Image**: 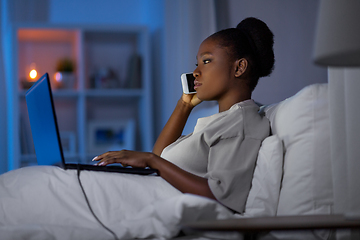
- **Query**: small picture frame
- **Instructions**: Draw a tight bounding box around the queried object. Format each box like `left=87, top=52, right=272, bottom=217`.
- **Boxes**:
left=87, top=119, right=135, bottom=155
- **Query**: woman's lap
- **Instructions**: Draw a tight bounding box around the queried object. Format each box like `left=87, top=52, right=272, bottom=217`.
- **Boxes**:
left=0, top=166, right=181, bottom=227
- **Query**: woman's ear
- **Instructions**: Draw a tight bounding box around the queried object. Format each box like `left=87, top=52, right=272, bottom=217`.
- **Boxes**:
left=234, top=58, right=248, bottom=78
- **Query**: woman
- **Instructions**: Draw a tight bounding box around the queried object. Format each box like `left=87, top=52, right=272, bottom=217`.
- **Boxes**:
left=0, top=17, right=274, bottom=239
left=93, top=17, right=274, bottom=213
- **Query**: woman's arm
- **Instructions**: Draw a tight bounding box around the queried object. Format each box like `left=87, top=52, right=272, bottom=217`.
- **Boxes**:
left=93, top=150, right=216, bottom=200
left=92, top=93, right=214, bottom=199
left=150, top=153, right=216, bottom=199
left=152, top=94, right=201, bottom=156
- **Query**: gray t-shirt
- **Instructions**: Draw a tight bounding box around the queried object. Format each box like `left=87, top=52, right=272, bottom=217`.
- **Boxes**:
left=160, top=100, right=270, bottom=213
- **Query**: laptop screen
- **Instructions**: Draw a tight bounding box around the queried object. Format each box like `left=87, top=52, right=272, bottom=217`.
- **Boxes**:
left=26, top=73, right=64, bottom=166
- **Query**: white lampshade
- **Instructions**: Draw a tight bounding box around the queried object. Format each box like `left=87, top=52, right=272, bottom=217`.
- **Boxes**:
left=313, top=0, right=360, bottom=66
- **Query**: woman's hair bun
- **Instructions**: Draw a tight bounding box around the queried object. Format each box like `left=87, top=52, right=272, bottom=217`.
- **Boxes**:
left=237, top=17, right=274, bottom=78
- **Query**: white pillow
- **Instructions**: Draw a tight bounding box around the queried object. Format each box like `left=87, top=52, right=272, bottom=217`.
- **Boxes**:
left=243, top=135, right=283, bottom=217
left=264, top=83, right=333, bottom=216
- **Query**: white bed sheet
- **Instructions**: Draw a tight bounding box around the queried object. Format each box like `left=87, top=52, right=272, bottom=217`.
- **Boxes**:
left=0, top=166, right=235, bottom=240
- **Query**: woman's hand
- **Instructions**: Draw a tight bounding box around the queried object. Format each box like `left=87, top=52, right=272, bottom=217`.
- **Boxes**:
left=181, top=93, right=202, bottom=108
left=92, top=150, right=155, bottom=168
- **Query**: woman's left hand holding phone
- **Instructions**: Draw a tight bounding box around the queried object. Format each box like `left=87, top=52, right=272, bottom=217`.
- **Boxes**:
left=181, top=92, right=202, bottom=108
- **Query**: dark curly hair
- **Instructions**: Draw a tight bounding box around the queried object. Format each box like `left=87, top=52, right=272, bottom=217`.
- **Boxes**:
left=209, top=17, right=275, bottom=91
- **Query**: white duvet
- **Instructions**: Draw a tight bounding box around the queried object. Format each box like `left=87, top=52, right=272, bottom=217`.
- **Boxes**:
left=0, top=166, right=236, bottom=240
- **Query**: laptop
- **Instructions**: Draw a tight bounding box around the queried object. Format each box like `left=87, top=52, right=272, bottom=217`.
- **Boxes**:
left=26, top=73, right=157, bottom=175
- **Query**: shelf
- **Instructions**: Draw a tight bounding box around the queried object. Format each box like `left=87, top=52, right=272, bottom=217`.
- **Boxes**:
left=19, top=89, right=143, bottom=98
left=85, top=89, right=143, bottom=97
left=18, top=28, right=79, bottom=89
left=10, top=24, right=154, bottom=170
left=18, top=29, right=78, bottom=42
left=19, top=89, right=80, bottom=98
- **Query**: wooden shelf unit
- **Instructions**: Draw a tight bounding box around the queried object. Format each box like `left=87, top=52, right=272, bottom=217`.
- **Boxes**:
left=8, top=24, right=154, bottom=169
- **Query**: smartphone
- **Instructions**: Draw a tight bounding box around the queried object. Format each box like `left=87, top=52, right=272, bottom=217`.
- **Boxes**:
left=181, top=73, right=196, bottom=94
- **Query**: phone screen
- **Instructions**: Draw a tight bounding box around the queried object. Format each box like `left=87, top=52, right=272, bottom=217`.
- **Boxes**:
left=186, top=73, right=195, bottom=93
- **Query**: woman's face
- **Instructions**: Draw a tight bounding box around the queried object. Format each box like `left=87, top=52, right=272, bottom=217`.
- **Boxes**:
left=193, top=37, right=236, bottom=102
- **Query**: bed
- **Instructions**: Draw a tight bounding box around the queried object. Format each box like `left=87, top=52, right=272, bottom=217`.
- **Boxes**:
left=0, top=83, right=337, bottom=240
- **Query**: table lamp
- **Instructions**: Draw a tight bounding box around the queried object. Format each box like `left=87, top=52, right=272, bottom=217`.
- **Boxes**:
left=313, top=0, right=360, bottom=66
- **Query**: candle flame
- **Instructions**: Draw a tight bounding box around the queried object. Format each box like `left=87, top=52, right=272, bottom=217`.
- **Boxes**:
left=29, top=69, right=38, bottom=81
